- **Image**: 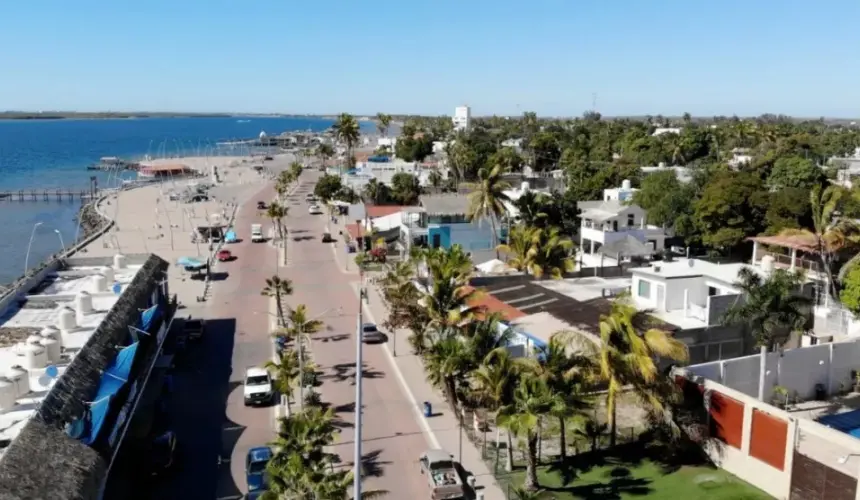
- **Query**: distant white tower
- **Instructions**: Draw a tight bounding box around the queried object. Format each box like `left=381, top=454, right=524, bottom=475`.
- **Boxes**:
left=452, top=105, right=471, bottom=131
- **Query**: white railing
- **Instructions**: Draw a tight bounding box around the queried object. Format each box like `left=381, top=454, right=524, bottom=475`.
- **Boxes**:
left=686, top=303, right=707, bottom=322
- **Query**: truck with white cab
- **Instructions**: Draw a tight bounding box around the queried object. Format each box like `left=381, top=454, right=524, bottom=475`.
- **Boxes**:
left=251, top=223, right=264, bottom=243
left=243, top=367, right=275, bottom=406
left=418, top=449, right=466, bottom=500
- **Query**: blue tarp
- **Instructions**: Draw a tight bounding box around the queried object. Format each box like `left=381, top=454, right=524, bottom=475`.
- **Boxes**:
left=367, top=155, right=390, bottom=163
left=225, top=230, right=237, bottom=243
left=81, top=341, right=140, bottom=445
left=177, top=256, right=205, bottom=269
left=140, top=304, right=161, bottom=331
left=818, top=409, right=860, bottom=436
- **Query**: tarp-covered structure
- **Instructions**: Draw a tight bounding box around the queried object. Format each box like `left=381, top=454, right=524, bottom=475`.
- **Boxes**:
left=0, top=254, right=173, bottom=500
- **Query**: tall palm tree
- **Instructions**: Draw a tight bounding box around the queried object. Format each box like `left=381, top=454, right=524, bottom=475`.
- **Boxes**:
left=422, top=245, right=480, bottom=337
left=497, top=376, right=562, bottom=491
left=376, top=112, right=392, bottom=137
left=722, top=267, right=810, bottom=349
left=467, top=164, right=512, bottom=258
left=332, top=113, right=360, bottom=172
left=423, top=334, right=470, bottom=412
left=316, top=143, right=335, bottom=171
left=362, top=178, right=388, bottom=205
left=497, top=224, right=540, bottom=271
left=261, top=275, right=293, bottom=327
left=264, top=349, right=300, bottom=416
left=266, top=201, right=288, bottom=245
left=597, top=300, right=688, bottom=446
left=472, top=348, right=520, bottom=472
left=282, top=304, right=324, bottom=409
left=289, top=161, right=303, bottom=180
left=497, top=226, right=575, bottom=279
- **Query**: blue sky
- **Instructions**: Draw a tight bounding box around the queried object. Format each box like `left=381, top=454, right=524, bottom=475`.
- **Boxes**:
left=1, top=0, right=858, bottom=117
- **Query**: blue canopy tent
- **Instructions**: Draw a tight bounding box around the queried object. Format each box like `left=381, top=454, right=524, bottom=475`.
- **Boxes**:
left=81, top=341, right=141, bottom=445
left=140, top=304, right=161, bottom=332
left=176, top=256, right=204, bottom=268
left=225, top=230, right=238, bottom=243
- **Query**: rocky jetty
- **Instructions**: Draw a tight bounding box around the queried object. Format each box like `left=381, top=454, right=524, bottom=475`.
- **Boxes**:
left=75, top=202, right=107, bottom=240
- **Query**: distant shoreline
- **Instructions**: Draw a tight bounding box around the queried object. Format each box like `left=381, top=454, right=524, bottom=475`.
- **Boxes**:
left=0, top=112, right=341, bottom=121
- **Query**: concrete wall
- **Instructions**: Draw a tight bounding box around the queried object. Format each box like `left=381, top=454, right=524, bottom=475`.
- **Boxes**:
left=428, top=222, right=495, bottom=252
left=687, top=339, right=860, bottom=402
left=708, top=293, right=741, bottom=325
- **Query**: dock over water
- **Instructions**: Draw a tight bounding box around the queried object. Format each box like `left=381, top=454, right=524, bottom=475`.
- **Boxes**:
left=0, top=188, right=101, bottom=203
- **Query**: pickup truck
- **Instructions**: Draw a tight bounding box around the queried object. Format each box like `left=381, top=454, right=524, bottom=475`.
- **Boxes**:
left=419, top=449, right=466, bottom=500
left=183, top=318, right=205, bottom=341
left=251, top=224, right=265, bottom=243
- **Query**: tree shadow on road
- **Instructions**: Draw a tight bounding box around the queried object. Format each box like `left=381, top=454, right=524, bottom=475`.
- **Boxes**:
left=360, top=449, right=391, bottom=478
left=321, top=362, right=385, bottom=385
left=317, top=333, right=350, bottom=343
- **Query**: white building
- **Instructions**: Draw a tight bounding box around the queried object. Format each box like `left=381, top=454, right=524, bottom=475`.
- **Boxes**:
left=640, top=163, right=692, bottom=183
left=652, top=127, right=681, bottom=136
left=577, top=180, right=668, bottom=256
left=376, top=137, right=397, bottom=150
left=453, top=105, right=471, bottom=132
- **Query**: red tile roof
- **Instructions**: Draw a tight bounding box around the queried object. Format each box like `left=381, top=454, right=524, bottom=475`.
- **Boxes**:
left=366, top=205, right=408, bottom=218
left=345, top=223, right=365, bottom=240
left=463, top=286, right=526, bottom=322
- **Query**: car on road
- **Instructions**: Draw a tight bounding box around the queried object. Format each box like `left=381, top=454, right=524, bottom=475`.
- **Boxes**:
left=257, top=201, right=267, bottom=210
left=150, top=431, right=178, bottom=476
left=251, top=223, right=265, bottom=243
left=419, top=449, right=466, bottom=500
left=245, top=446, right=272, bottom=492
left=216, top=249, right=233, bottom=262
left=308, top=204, right=323, bottom=215
left=321, top=232, right=333, bottom=243
left=243, top=367, right=275, bottom=406
left=360, top=323, right=386, bottom=343
left=183, top=317, right=205, bottom=341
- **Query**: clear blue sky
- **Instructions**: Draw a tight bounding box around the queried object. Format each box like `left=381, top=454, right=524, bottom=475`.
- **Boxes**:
left=1, top=0, right=858, bottom=117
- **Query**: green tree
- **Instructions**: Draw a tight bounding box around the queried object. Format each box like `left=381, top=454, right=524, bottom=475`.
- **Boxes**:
left=316, top=143, right=334, bottom=170
left=313, top=174, right=343, bottom=202
left=497, top=225, right=575, bottom=278
left=467, top=164, right=512, bottom=258
left=266, top=201, right=288, bottom=245
left=840, top=265, right=860, bottom=317
left=693, top=170, right=768, bottom=252
left=722, top=267, right=811, bottom=349
left=597, top=300, right=688, bottom=446
left=390, top=172, right=421, bottom=205
left=281, top=304, right=324, bottom=408
left=395, top=133, right=434, bottom=162
left=488, top=147, right=524, bottom=172
left=376, top=112, right=392, bottom=137
left=332, top=113, right=360, bottom=171
left=632, top=170, right=694, bottom=229
left=768, top=155, right=826, bottom=191
left=261, top=276, right=293, bottom=328
left=765, top=187, right=813, bottom=234
left=361, top=178, right=391, bottom=205
left=264, top=349, right=300, bottom=417
left=472, top=348, right=520, bottom=472
left=421, top=245, right=480, bottom=336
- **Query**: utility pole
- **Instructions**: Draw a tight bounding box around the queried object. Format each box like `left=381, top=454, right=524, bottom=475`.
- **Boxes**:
left=354, top=270, right=365, bottom=499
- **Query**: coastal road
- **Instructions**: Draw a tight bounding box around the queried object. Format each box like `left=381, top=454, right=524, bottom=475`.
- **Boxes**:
left=284, top=172, right=430, bottom=497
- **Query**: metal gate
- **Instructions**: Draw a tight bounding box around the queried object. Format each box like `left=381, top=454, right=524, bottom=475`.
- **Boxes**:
left=790, top=452, right=857, bottom=500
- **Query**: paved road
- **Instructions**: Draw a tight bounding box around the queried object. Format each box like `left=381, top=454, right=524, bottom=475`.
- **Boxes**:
left=284, top=172, right=430, bottom=498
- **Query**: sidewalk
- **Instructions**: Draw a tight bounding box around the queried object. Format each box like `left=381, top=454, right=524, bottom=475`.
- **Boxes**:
left=359, top=282, right=507, bottom=500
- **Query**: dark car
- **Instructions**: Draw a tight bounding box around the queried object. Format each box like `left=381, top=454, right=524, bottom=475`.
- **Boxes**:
left=246, top=446, right=272, bottom=492
left=150, top=431, right=178, bottom=475
left=257, top=201, right=267, bottom=210
left=322, top=232, right=333, bottom=243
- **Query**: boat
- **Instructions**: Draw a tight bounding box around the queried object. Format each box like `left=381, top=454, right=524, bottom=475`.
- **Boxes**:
left=86, top=157, right=139, bottom=171
left=237, top=119, right=250, bottom=123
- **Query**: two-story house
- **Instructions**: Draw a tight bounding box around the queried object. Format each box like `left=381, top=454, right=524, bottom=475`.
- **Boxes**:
left=400, top=194, right=496, bottom=253
left=577, top=180, right=668, bottom=257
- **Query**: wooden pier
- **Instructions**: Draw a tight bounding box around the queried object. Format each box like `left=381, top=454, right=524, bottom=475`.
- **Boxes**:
left=0, top=189, right=100, bottom=203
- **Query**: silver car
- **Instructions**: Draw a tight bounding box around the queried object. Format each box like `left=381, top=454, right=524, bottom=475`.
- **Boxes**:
left=360, top=323, right=385, bottom=343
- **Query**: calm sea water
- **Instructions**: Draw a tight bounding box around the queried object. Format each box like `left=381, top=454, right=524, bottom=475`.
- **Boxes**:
left=0, top=116, right=370, bottom=284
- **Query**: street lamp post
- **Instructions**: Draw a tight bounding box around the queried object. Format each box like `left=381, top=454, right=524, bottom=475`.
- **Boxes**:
left=24, top=222, right=43, bottom=274
left=54, top=229, right=66, bottom=253
left=354, top=269, right=366, bottom=500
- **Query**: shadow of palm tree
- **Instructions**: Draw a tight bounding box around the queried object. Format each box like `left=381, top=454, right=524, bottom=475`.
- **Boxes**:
left=321, top=362, right=385, bottom=385
left=360, top=449, right=391, bottom=478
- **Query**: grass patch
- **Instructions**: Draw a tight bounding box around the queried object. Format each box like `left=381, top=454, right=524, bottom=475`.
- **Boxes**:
left=499, top=442, right=772, bottom=499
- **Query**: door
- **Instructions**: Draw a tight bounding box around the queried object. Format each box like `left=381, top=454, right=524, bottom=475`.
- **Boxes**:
left=432, top=233, right=441, bottom=248
left=656, top=284, right=665, bottom=311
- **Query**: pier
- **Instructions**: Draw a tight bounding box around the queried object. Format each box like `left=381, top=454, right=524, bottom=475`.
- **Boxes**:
left=0, top=188, right=100, bottom=203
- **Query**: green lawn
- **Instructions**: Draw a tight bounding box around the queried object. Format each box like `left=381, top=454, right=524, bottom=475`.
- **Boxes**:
left=499, top=444, right=772, bottom=500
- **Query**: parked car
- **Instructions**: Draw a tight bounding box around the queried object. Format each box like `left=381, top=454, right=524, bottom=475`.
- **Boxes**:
left=308, top=205, right=323, bottom=215
left=360, top=323, right=386, bottom=343
left=150, top=431, right=178, bottom=476
left=245, top=446, right=272, bottom=492
left=257, top=201, right=267, bottom=210
left=217, top=249, right=233, bottom=262
left=244, top=367, right=275, bottom=406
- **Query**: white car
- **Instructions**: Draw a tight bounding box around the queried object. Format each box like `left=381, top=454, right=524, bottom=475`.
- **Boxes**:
left=360, top=323, right=386, bottom=343
left=243, top=367, right=275, bottom=406
left=308, top=205, right=323, bottom=215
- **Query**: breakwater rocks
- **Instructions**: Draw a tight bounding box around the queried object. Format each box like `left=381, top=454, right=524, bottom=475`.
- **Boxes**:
left=76, top=202, right=107, bottom=238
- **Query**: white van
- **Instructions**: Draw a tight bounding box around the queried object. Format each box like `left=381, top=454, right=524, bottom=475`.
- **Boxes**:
left=251, top=223, right=264, bottom=243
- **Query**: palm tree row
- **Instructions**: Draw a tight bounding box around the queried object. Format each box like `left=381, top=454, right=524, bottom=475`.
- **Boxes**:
left=378, top=245, right=689, bottom=492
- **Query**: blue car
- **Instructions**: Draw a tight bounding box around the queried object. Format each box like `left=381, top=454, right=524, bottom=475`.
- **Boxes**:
left=245, top=446, right=272, bottom=492
left=245, top=491, right=266, bottom=500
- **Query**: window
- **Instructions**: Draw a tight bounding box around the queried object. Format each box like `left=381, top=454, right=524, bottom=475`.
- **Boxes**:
left=638, top=279, right=651, bottom=299
left=708, top=286, right=719, bottom=297
left=627, top=214, right=635, bottom=227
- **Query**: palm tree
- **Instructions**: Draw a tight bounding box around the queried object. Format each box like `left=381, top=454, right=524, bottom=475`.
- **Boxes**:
left=316, top=143, right=335, bottom=171
left=332, top=113, right=360, bottom=172
left=497, top=225, right=540, bottom=272
left=376, top=112, right=392, bottom=137
left=497, top=375, right=562, bottom=491
left=472, top=348, right=520, bottom=472
left=282, top=304, right=324, bottom=409
left=497, top=226, right=575, bottom=279
left=428, top=168, right=443, bottom=192
left=289, top=161, right=303, bottom=180
left=266, top=201, right=288, bottom=245
left=264, top=349, right=300, bottom=416
left=597, top=300, right=688, bottom=446
left=423, top=334, right=470, bottom=412
left=467, top=164, right=512, bottom=258
left=261, top=276, right=294, bottom=327
left=362, top=178, right=388, bottom=205
left=572, top=419, right=608, bottom=452
left=422, top=246, right=480, bottom=337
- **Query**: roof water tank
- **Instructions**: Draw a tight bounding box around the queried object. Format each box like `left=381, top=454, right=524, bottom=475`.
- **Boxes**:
left=101, top=266, right=115, bottom=283
left=40, top=337, right=60, bottom=363
left=91, top=274, right=107, bottom=293
left=58, top=306, right=77, bottom=331
left=22, top=343, right=47, bottom=371
left=761, top=255, right=775, bottom=274
left=6, top=364, right=26, bottom=398
left=76, top=291, right=93, bottom=315
left=26, top=335, right=41, bottom=346
left=521, top=181, right=530, bottom=192
left=0, top=378, right=16, bottom=411
left=40, top=326, right=59, bottom=339
left=113, top=253, right=127, bottom=269
left=621, top=179, right=632, bottom=190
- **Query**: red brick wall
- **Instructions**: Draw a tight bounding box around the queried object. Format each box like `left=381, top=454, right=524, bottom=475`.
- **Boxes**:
left=749, top=409, right=788, bottom=470
left=709, top=391, right=744, bottom=449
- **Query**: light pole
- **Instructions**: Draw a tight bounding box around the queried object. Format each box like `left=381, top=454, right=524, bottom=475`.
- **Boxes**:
left=354, top=269, right=366, bottom=500
left=24, top=222, right=43, bottom=274
left=54, top=229, right=66, bottom=253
